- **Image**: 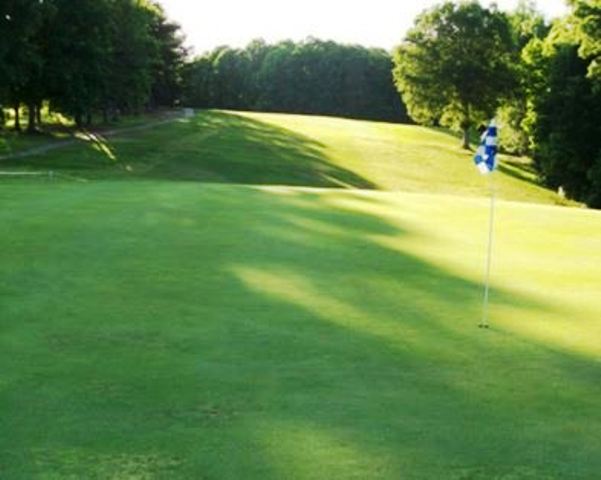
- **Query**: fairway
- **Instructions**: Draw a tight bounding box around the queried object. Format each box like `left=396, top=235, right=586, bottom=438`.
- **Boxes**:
left=1, top=178, right=600, bottom=478
left=1, top=110, right=572, bottom=207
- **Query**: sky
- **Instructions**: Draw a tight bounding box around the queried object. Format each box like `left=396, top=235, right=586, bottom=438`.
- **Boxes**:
left=159, top=0, right=569, bottom=56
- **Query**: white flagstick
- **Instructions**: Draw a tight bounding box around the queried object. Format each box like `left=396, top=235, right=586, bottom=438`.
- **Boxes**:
left=480, top=172, right=496, bottom=329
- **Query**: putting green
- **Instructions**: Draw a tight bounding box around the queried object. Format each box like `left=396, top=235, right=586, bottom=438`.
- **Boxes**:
left=1, top=180, right=599, bottom=478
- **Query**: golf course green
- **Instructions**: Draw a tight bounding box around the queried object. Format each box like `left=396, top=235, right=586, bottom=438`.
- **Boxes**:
left=1, top=111, right=599, bottom=479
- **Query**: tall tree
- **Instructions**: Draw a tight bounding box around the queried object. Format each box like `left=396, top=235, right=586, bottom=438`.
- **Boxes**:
left=571, top=0, right=601, bottom=85
left=497, top=0, right=550, bottom=155
left=106, top=0, right=156, bottom=116
left=148, top=2, right=187, bottom=108
left=43, top=0, right=113, bottom=127
left=183, top=38, right=407, bottom=123
left=393, top=1, right=517, bottom=148
left=0, top=0, right=50, bottom=131
left=527, top=16, right=601, bottom=208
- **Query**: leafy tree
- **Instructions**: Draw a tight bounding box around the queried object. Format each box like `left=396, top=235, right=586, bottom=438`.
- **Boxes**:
left=498, top=1, right=550, bottom=155
left=255, top=41, right=297, bottom=112
left=0, top=0, right=186, bottom=131
left=212, top=47, right=251, bottom=109
left=571, top=0, right=601, bottom=84
left=106, top=0, right=157, bottom=117
left=0, top=0, right=50, bottom=131
left=393, top=1, right=517, bottom=148
left=183, top=38, right=407, bottom=123
left=528, top=20, right=601, bottom=207
left=243, top=39, right=270, bottom=107
left=43, top=0, right=113, bottom=127
left=148, top=2, right=187, bottom=108
left=181, top=57, right=214, bottom=108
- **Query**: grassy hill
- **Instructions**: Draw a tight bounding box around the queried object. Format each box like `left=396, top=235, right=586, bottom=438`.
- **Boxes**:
left=1, top=110, right=573, bottom=205
left=1, top=112, right=599, bottom=478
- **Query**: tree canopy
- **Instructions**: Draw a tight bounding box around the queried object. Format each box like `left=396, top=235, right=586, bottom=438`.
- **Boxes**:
left=393, top=1, right=517, bottom=148
left=182, top=38, right=408, bottom=123
left=0, top=0, right=186, bottom=129
left=571, top=0, right=601, bottom=84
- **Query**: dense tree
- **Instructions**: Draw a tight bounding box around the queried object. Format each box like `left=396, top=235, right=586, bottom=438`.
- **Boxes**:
left=0, top=0, right=186, bottom=129
left=0, top=0, right=51, bottom=131
left=43, top=0, right=114, bottom=127
left=497, top=1, right=550, bottom=155
left=148, top=3, right=187, bottom=108
left=393, top=1, right=517, bottom=148
left=183, top=38, right=407, bottom=123
left=527, top=15, right=601, bottom=207
left=571, top=0, right=601, bottom=84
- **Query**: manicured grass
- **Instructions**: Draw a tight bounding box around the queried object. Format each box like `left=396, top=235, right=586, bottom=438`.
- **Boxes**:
left=1, top=110, right=573, bottom=206
left=0, top=130, right=70, bottom=157
left=0, top=109, right=179, bottom=158
left=1, top=180, right=599, bottom=479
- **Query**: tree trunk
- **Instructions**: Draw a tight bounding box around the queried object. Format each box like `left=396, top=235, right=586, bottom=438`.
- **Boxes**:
left=462, top=126, right=471, bottom=150
left=14, top=103, right=21, bottom=132
left=27, top=103, right=36, bottom=133
left=36, top=101, right=42, bottom=126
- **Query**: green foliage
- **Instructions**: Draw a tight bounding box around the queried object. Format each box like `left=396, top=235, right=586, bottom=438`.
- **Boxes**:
left=393, top=1, right=517, bottom=147
left=521, top=12, right=601, bottom=208
left=588, top=152, right=601, bottom=206
left=44, top=0, right=113, bottom=124
left=148, top=3, right=187, bottom=107
left=0, top=0, right=185, bottom=129
left=530, top=36, right=601, bottom=206
left=498, top=1, right=550, bottom=155
left=182, top=38, right=407, bottom=123
left=572, top=0, right=601, bottom=85
left=0, top=0, right=53, bottom=130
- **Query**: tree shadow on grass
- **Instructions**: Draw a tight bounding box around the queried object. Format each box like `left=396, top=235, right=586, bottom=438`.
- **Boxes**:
left=1, top=110, right=377, bottom=189
left=3, top=184, right=599, bottom=478
left=149, top=110, right=377, bottom=188
left=497, top=160, right=539, bottom=187
left=181, top=187, right=599, bottom=479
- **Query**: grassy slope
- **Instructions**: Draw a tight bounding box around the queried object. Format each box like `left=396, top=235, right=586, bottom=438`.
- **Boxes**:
left=2, top=110, right=572, bottom=206
left=0, top=110, right=179, bottom=158
left=1, top=181, right=599, bottom=479
left=1, top=111, right=599, bottom=478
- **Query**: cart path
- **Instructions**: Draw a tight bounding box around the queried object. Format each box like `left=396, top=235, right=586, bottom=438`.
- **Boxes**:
left=0, top=111, right=187, bottom=161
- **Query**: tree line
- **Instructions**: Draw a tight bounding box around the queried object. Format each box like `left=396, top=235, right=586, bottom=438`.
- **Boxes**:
left=181, top=38, right=407, bottom=122
left=0, top=0, right=186, bottom=130
left=393, top=0, right=601, bottom=208
left=2, top=0, right=601, bottom=208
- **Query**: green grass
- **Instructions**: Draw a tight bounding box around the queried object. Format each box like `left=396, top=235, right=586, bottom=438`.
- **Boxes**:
left=0, top=109, right=179, bottom=157
left=0, top=130, right=69, bottom=157
left=1, top=181, right=599, bottom=479
left=1, top=110, right=574, bottom=206
left=1, top=111, right=598, bottom=478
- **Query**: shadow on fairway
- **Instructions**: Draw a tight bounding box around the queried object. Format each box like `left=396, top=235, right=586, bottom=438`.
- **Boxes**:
left=183, top=187, right=599, bottom=479
left=4, top=183, right=598, bottom=478
left=154, top=111, right=377, bottom=188
left=2, top=110, right=377, bottom=189
left=497, top=161, right=539, bottom=187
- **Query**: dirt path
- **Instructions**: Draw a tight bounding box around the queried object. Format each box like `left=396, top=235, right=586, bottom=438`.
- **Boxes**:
left=0, top=111, right=187, bottom=162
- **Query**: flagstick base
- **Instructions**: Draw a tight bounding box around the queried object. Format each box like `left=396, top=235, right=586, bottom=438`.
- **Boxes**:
left=478, top=324, right=490, bottom=329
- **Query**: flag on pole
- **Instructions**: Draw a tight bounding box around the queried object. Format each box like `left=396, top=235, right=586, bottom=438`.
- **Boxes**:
left=474, top=120, right=498, bottom=175
left=474, top=119, right=499, bottom=330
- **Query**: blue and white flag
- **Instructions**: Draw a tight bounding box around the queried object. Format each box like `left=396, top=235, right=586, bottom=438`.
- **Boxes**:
left=474, top=120, right=498, bottom=175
